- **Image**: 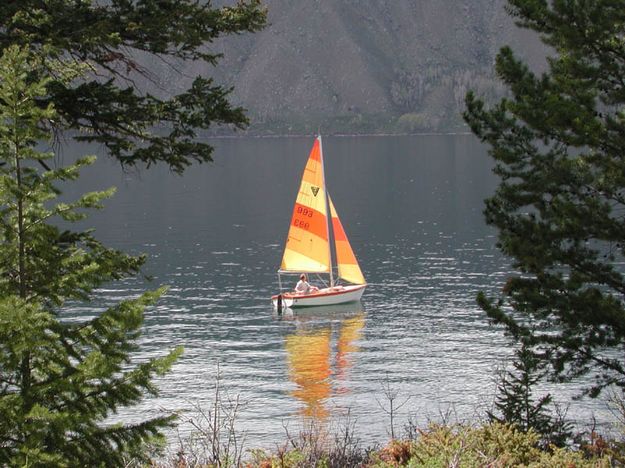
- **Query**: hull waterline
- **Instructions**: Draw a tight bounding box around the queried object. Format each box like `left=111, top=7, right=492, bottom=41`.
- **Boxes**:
left=272, top=284, right=366, bottom=308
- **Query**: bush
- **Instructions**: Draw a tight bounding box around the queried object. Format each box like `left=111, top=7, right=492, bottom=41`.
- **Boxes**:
left=363, top=423, right=612, bottom=467
left=395, top=113, right=431, bottom=133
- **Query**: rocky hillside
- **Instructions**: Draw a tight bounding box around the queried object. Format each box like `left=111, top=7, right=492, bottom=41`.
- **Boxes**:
left=160, top=1, right=549, bottom=134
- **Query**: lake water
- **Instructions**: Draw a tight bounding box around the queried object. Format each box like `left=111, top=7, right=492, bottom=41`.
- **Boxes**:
left=61, top=135, right=612, bottom=449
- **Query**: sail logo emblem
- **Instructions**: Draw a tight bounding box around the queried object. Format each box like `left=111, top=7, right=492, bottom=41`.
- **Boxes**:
left=311, top=186, right=320, bottom=197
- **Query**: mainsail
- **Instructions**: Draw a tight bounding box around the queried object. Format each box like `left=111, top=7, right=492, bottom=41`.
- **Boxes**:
left=279, top=136, right=365, bottom=289
left=329, top=196, right=366, bottom=285
left=280, top=137, right=331, bottom=273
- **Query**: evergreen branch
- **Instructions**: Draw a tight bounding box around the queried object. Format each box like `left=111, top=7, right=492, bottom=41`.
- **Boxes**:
left=0, top=36, right=184, bottom=468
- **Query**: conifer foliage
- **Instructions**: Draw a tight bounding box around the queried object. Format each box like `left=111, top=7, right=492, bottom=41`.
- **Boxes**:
left=488, top=344, right=572, bottom=448
left=0, top=0, right=266, bottom=173
left=0, top=46, right=182, bottom=466
left=464, top=0, right=625, bottom=397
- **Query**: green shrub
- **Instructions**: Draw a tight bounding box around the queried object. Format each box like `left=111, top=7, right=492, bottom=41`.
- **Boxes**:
left=396, top=113, right=430, bottom=133
left=366, top=423, right=611, bottom=467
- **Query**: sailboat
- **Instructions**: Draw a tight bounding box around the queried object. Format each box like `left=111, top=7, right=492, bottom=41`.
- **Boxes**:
left=271, top=136, right=366, bottom=308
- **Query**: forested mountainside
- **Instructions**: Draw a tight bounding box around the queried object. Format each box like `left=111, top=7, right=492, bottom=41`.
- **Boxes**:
left=159, top=0, right=548, bottom=134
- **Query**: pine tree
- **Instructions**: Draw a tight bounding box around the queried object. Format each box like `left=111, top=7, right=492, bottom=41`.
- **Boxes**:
left=489, top=344, right=572, bottom=448
left=0, top=45, right=182, bottom=466
left=0, top=1, right=266, bottom=173
left=464, top=0, right=625, bottom=397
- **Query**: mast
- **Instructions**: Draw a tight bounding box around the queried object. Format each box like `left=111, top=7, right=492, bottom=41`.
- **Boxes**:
left=318, top=134, right=334, bottom=287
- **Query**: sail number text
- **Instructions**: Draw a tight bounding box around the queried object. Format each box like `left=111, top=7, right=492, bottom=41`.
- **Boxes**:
left=297, top=206, right=314, bottom=217
left=294, top=206, right=314, bottom=230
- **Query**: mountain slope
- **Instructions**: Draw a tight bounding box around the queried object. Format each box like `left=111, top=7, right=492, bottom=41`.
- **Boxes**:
left=168, top=1, right=548, bottom=134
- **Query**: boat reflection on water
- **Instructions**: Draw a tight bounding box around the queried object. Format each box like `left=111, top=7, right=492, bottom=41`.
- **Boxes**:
left=282, top=302, right=365, bottom=420
left=285, top=326, right=332, bottom=419
left=335, top=313, right=364, bottom=394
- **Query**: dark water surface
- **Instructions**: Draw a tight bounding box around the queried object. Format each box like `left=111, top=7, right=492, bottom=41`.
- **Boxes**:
left=61, top=135, right=611, bottom=448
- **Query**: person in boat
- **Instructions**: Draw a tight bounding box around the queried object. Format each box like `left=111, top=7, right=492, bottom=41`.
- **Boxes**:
left=295, top=273, right=319, bottom=294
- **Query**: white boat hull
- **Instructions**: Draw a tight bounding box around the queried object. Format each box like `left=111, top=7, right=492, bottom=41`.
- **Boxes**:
left=272, top=284, right=366, bottom=308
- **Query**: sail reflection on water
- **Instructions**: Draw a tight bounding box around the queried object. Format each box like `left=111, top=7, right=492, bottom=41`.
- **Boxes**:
left=283, top=303, right=365, bottom=419
left=335, top=313, right=365, bottom=394
left=285, top=328, right=332, bottom=419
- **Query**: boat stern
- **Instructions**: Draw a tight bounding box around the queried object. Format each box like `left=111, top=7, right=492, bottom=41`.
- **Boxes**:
left=271, top=293, right=293, bottom=309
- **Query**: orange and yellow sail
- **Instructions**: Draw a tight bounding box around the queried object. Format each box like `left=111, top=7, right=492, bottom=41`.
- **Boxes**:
left=280, top=138, right=331, bottom=273
left=329, top=197, right=366, bottom=285
left=279, top=137, right=366, bottom=286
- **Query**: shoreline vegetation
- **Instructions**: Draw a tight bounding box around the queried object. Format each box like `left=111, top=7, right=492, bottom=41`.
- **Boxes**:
left=144, top=412, right=620, bottom=467
left=202, top=111, right=472, bottom=140
left=134, top=373, right=623, bottom=467
left=203, top=130, right=475, bottom=140
left=141, top=121, right=476, bottom=143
